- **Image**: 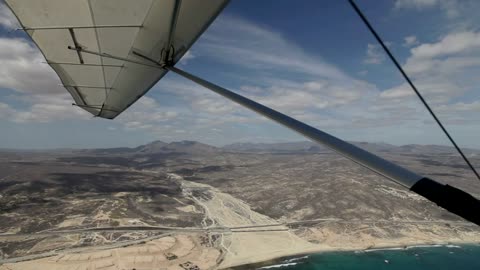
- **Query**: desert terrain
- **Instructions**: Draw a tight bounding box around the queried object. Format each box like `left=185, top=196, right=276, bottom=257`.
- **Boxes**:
left=1, top=140, right=480, bottom=269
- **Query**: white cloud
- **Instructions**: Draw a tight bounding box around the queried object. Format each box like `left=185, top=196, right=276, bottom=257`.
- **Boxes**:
left=428, top=101, right=480, bottom=126
left=157, top=77, right=241, bottom=115
left=0, top=3, right=19, bottom=30
left=0, top=15, right=373, bottom=134
left=394, top=0, right=460, bottom=18
left=0, top=37, right=90, bottom=123
left=197, top=15, right=350, bottom=81
left=183, top=15, right=381, bottom=125
left=436, top=101, right=480, bottom=115
left=406, top=56, right=480, bottom=78
left=117, top=96, right=179, bottom=124
left=135, top=15, right=433, bottom=138
left=14, top=103, right=83, bottom=123
left=246, top=79, right=371, bottom=112
left=380, top=84, right=414, bottom=99
left=1, top=11, right=478, bottom=147
left=178, top=51, right=195, bottom=65
left=378, top=29, right=480, bottom=131
left=401, top=32, right=480, bottom=81
left=0, top=37, right=63, bottom=94
left=0, top=102, right=16, bottom=119
left=112, top=95, right=187, bottom=134
left=0, top=14, right=381, bottom=134
left=403, top=35, right=419, bottom=47
left=380, top=81, right=462, bottom=103
left=401, top=31, right=480, bottom=84
left=395, top=0, right=440, bottom=9
left=0, top=93, right=90, bottom=123
left=409, top=31, right=480, bottom=59
left=358, top=70, right=368, bottom=76
left=364, top=44, right=385, bottom=64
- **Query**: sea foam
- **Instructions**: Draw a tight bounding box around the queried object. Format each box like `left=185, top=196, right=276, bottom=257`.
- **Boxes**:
left=258, top=262, right=299, bottom=269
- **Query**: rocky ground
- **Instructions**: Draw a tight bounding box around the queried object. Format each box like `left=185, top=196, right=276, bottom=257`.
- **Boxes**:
left=1, top=140, right=479, bottom=269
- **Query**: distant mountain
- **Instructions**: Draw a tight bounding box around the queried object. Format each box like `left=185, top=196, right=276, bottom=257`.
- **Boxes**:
left=134, top=140, right=169, bottom=153
left=4, top=140, right=478, bottom=156
left=79, top=140, right=221, bottom=155
left=81, top=147, right=138, bottom=155
left=222, top=141, right=480, bottom=155
left=223, top=141, right=397, bottom=153
left=223, top=141, right=325, bottom=153
left=149, top=140, right=220, bottom=154
left=396, top=144, right=476, bottom=155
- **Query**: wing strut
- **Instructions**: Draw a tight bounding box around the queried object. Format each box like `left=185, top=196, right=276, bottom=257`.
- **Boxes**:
left=167, top=65, right=480, bottom=226
left=67, top=47, right=163, bottom=69
left=164, top=0, right=182, bottom=63
left=68, top=28, right=84, bottom=64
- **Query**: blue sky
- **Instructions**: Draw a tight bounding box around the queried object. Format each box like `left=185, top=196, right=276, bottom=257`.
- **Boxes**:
left=1, top=0, right=480, bottom=149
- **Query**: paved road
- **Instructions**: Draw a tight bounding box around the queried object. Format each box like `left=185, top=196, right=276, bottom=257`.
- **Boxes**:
left=0, top=218, right=474, bottom=239
left=0, top=233, right=171, bottom=264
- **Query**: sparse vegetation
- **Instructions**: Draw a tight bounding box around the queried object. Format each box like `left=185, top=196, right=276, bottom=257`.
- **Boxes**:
left=1, top=141, right=479, bottom=268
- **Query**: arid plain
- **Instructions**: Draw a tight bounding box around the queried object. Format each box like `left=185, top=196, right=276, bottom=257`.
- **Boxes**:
left=1, top=140, right=480, bottom=269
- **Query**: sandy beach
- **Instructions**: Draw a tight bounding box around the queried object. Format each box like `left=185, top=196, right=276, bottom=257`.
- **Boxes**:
left=2, top=230, right=477, bottom=270
left=218, top=226, right=480, bottom=269
left=180, top=174, right=480, bottom=269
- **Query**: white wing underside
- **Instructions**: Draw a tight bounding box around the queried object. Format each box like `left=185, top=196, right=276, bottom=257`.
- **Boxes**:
left=5, top=0, right=228, bottom=119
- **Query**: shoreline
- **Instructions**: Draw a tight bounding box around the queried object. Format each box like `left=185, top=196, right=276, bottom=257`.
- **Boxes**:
left=1, top=232, right=478, bottom=269
left=220, top=240, right=480, bottom=269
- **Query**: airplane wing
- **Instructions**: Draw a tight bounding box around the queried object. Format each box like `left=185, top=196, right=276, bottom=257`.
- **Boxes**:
left=5, top=0, right=229, bottom=119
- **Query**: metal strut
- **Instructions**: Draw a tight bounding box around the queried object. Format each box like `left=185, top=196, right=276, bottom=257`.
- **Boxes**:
left=61, top=84, right=113, bottom=89
left=68, top=28, right=84, bottom=64
left=72, top=103, right=118, bottom=113
left=67, top=47, right=164, bottom=69
left=132, top=50, right=163, bottom=66
left=45, top=62, right=123, bottom=67
left=19, top=25, right=142, bottom=31
left=167, top=65, right=480, bottom=226
left=168, top=65, right=422, bottom=188
left=164, top=0, right=182, bottom=64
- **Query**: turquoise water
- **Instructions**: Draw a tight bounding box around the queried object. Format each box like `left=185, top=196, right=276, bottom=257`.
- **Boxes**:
left=248, top=245, right=480, bottom=270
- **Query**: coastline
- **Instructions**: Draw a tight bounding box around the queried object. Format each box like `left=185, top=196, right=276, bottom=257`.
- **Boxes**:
left=1, top=231, right=478, bottom=270
left=220, top=240, right=480, bottom=269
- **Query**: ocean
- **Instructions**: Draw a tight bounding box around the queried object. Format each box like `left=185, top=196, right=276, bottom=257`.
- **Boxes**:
left=240, top=244, right=480, bottom=270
